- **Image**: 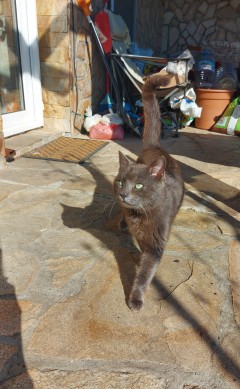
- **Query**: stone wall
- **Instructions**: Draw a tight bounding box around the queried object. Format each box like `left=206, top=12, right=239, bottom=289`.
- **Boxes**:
left=36, top=0, right=71, bottom=133
left=136, top=0, right=240, bottom=60
left=70, top=0, right=105, bottom=132
left=36, top=0, right=105, bottom=134
left=161, top=0, right=240, bottom=57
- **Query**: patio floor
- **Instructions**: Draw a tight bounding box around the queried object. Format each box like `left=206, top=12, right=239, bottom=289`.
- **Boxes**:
left=0, top=127, right=240, bottom=388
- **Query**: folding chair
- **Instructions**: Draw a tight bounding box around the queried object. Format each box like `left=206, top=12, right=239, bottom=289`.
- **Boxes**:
left=109, top=40, right=192, bottom=138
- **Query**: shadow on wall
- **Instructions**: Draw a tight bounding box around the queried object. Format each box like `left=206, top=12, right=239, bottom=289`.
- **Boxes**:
left=0, top=247, right=33, bottom=387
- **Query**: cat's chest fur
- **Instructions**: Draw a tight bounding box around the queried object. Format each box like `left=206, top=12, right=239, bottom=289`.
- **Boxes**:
left=124, top=208, right=166, bottom=248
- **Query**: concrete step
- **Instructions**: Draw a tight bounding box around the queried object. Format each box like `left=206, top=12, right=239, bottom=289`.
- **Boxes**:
left=4, top=127, right=66, bottom=159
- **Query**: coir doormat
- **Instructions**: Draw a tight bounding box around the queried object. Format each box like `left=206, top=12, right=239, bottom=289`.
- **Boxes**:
left=23, top=137, right=108, bottom=164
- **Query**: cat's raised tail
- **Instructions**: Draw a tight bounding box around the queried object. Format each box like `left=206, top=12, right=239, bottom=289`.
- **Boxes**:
left=142, top=72, right=172, bottom=148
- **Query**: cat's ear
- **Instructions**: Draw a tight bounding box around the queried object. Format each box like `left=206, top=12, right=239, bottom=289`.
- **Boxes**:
left=119, top=151, right=131, bottom=168
left=149, top=156, right=166, bottom=178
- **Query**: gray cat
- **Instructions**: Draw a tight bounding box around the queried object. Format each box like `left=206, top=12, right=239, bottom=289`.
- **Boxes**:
left=113, top=72, right=184, bottom=310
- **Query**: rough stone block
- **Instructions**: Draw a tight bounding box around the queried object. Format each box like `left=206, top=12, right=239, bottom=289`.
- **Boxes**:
left=40, top=62, right=70, bottom=79
left=42, top=90, right=69, bottom=107
left=77, top=97, right=92, bottom=116
left=37, top=15, right=51, bottom=30
left=39, top=30, right=69, bottom=48
left=83, top=79, right=92, bottom=99
left=73, top=113, right=84, bottom=131
left=51, top=15, right=68, bottom=33
left=0, top=0, right=12, bottom=16
left=43, top=117, right=70, bottom=132
left=76, top=59, right=87, bottom=79
left=76, top=41, right=86, bottom=60
left=36, top=0, right=67, bottom=16
left=37, top=15, right=68, bottom=33
left=216, top=5, right=236, bottom=19
left=44, top=104, right=70, bottom=119
left=40, top=47, right=69, bottom=63
left=42, top=76, right=70, bottom=93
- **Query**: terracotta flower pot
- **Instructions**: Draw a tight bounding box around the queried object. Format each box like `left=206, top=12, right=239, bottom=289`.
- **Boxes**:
left=195, top=89, right=236, bottom=130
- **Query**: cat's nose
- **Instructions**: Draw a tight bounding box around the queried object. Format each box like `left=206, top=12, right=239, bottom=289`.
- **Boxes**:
left=119, top=193, right=127, bottom=201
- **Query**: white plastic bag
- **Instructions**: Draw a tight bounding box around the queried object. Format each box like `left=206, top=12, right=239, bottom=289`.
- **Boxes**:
left=170, top=88, right=196, bottom=109
left=83, top=114, right=102, bottom=132
left=180, top=88, right=202, bottom=117
left=169, top=90, right=185, bottom=109
left=101, top=113, right=123, bottom=126
left=180, top=88, right=202, bottom=118
left=170, top=87, right=201, bottom=118
left=167, top=49, right=195, bottom=76
left=180, top=99, right=202, bottom=118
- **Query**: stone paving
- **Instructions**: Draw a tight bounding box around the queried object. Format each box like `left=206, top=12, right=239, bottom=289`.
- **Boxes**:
left=0, top=127, right=240, bottom=388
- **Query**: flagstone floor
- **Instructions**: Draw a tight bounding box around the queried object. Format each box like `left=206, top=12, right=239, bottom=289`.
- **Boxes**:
left=0, top=127, right=239, bottom=388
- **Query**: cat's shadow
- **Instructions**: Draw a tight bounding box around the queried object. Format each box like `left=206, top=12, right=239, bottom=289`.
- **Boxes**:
left=60, top=162, right=139, bottom=307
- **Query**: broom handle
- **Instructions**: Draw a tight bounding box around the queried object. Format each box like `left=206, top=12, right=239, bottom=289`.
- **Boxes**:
left=106, top=55, right=111, bottom=94
left=105, top=0, right=110, bottom=95
left=78, top=1, right=122, bottom=111
left=88, top=16, right=122, bottom=109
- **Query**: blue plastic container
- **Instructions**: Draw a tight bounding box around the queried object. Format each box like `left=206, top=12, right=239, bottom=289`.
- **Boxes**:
left=195, top=49, right=215, bottom=89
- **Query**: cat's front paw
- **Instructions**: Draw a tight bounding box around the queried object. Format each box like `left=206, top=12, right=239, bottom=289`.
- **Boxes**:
left=128, top=291, right=143, bottom=311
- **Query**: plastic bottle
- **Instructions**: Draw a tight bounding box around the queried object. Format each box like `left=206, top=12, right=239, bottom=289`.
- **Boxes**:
left=195, top=49, right=215, bottom=89
left=215, top=63, right=238, bottom=90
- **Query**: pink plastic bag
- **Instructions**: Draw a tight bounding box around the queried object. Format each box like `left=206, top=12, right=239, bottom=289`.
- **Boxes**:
left=89, top=123, right=124, bottom=140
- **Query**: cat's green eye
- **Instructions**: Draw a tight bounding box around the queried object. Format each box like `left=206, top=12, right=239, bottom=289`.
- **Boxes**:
left=117, top=180, right=123, bottom=187
left=135, top=183, right=143, bottom=190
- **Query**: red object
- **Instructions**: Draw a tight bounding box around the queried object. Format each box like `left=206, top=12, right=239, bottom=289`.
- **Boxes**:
left=95, top=2, right=113, bottom=107
left=94, top=9, right=112, bottom=54
left=90, top=123, right=124, bottom=140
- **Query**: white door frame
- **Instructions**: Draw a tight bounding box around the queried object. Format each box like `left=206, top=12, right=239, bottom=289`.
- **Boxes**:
left=2, top=0, right=43, bottom=137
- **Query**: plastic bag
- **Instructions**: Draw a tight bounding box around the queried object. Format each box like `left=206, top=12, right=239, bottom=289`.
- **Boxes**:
left=90, top=123, right=124, bottom=140
left=180, top=99, right=202, bottom=118
left=169, top=90, right=185, bottom=109
left=101, top=113, right=123, bottom=126
left=179, top=88, right=202, bottom=118
left=83, top=114, right=102, bottom=133
left=170, top=87, right=201, bottom=118
left=212, top=96, right=240, bottom=135
left=167, top=49, right=195, bottom=76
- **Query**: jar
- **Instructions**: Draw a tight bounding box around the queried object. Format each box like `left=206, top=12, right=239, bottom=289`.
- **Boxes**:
left=215, top=63, right=238, bottom=90
left=195, top=49, right=215, bottom=89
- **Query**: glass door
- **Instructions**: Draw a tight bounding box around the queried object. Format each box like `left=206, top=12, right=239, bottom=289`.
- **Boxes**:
left=0, top=0, right=43, bottom=137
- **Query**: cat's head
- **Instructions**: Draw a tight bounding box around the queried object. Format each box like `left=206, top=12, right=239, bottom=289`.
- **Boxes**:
left=114, top=151, right=166, bottom=210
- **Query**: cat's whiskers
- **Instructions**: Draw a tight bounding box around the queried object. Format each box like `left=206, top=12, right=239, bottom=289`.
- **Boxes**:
left=108, top=200, right=117, bottom=217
